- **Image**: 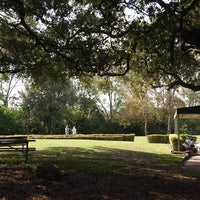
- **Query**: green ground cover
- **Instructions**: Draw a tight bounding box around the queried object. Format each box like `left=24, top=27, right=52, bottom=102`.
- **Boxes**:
left=0, top=136, right=194, bottom=177
left=11, top=136, right=184, bottom=176
left=34, top=136, right=169, bottom=154
left=1, top=136, right=200, bottom=200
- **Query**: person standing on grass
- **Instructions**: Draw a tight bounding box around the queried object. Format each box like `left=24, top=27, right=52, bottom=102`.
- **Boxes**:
left=65, top=125, right=70, bottom=135
left=72, top=126, right=77, bottom=134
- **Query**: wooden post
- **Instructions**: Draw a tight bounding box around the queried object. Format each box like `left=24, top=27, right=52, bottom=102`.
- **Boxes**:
left=174, top=114, right=180, bottom=151
left=25, top=140, right=29, bottom=162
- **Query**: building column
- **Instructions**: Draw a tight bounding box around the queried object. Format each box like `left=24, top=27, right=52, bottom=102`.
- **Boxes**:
left=174, top=115, right=180, bottom=151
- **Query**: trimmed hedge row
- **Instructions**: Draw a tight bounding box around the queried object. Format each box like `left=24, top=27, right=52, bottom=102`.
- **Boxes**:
left=146, top=134, right=169, bottom=144
left=27, top=134, right=136, bottom=142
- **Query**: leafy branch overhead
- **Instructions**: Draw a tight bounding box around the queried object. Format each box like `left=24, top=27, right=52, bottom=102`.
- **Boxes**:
left=0, top=0, right=199, bottom=90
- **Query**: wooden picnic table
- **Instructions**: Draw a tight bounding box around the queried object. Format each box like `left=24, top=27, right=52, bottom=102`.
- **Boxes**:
left=0, top=136, right=35, bottom=162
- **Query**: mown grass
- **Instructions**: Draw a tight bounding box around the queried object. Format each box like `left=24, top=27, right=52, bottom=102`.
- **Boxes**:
left=0, top=136, right=197, bottom=178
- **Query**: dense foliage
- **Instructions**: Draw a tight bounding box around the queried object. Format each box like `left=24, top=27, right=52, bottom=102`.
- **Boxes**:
left=0, top=0, right=199, bottom=135
left=0, top=0, right=199, bottom=90
left=1, top=76, right=200, bottom=135
left=0, top=105, right=22, bottom=134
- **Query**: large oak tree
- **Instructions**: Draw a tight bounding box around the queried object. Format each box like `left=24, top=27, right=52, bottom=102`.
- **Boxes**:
left=0, top=0, right=199, bottom=90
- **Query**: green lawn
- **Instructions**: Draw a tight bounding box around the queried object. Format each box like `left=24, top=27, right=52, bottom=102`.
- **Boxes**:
left=0, top=136, right=194, bottom=178
left=34, top=136, right=170, bottom=154
left=1, top=136, right=199, bottom=200
left=1, top=135, right=199, bottom=200
left=21, top=136, right=186, bottom=177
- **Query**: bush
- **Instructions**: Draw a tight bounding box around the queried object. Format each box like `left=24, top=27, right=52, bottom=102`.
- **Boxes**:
left=169, top=134, right=197, bottom=151
left=28, top=133, right=136, bottom=141
left=146, top=134, right=169, bottom=144
left=0, top=106, right=23, bottom=134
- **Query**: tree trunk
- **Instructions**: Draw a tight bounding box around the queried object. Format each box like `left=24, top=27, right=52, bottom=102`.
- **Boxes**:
left=144, top=121, right=148, bottom=136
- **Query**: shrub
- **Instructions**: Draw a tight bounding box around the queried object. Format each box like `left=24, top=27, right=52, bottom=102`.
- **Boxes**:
left=146, top=134, right=169, bottom=143
left=169, top=134, right=197, bottom=151
left=28, top=133, right=135, bottom=141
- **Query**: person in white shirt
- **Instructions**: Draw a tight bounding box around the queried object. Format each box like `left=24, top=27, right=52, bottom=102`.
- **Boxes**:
left=72, top=126, right=77, bottom=134
left=65, top=125, right=70, bottom=135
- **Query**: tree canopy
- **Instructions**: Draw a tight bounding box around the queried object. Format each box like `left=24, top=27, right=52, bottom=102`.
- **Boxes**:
left=0, top=0, right=199, bottom=90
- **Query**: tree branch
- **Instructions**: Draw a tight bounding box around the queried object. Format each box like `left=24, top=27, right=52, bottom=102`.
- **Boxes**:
left=160, top=67, right=200, bottom=91
left=98, top=54, right=130, bottom=76
left=144, top=0, right=169, bottom=9
left=168, top=80, right=200, bottom=91
left=11, top=0, right=41, bottom=45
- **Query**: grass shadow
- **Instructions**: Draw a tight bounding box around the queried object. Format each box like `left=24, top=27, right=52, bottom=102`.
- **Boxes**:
left=1, top=146, right=200, bottom=200
left=28, top=145, right=191, bottom=178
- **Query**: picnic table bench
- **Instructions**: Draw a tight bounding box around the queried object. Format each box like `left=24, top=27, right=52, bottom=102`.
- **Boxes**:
left=0, top=136, right=35, bottom=162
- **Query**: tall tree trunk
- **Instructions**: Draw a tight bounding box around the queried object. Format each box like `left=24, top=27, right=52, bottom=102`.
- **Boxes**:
left=143, top=109, right=148, bottom=135
left=167, top=89, right=174, bottom=134
left=108, top=91, right=113, bottom=120
left=48, top=115, right=52, bottom=134
left=144, top=120, right=148, bottom=136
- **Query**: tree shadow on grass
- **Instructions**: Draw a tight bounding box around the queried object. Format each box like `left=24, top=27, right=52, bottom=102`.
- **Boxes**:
left=0, top=147, right=200, bottom=200
left=39, top=145, right=185, bottom=177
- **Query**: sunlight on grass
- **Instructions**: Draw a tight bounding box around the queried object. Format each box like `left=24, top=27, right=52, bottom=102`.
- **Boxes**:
left=34, top=136, right=170, bottom=154
left=32, top=136, right=183, bottom=166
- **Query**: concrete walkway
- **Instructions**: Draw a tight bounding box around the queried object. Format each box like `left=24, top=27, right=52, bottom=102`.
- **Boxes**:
left=183, top=153, right=200, bottom=171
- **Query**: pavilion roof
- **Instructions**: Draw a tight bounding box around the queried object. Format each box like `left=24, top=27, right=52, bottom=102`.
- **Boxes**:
left=174, top=106, right=200, bottom=119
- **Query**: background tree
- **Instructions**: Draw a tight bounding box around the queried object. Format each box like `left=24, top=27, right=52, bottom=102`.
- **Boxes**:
left=0, top=105, right=22, bottom=134
left=68, top=77, right=127, bottom=133
left=0, top=74, right=21, bottom=107
left=179, top=89, right=200, bottom=107
left=21, top=78, right=77, bottom=134
left=93, top=76, right=124, bottom=121
left=115, top=71, right=161, bottom=135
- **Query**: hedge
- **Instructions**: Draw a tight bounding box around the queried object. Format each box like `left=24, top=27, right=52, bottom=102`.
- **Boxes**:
left=146, top=134, right=169, bottom=144
left=26, top=133, right=135, bottom=142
